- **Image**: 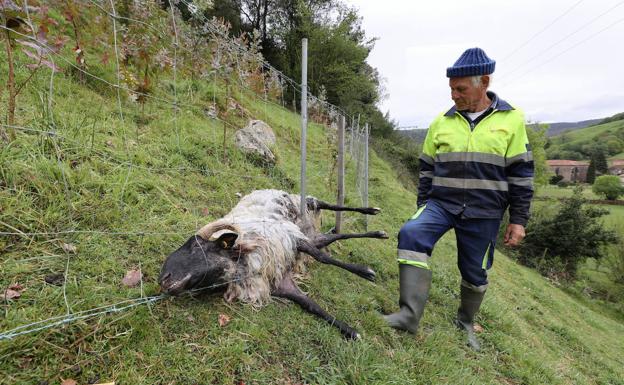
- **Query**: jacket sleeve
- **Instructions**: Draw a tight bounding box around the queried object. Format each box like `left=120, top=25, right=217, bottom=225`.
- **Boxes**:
left=505, top=115, right=534, bottom=226
left=417, top=123, right=436, bottom=207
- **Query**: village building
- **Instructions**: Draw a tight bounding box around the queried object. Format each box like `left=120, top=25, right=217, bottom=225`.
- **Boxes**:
left=546, top=160, right=589, bottom=182
left=546, top=159, right=624, bottom=183
left=609, top=159, right=624, bottom=185
left=608, top=159, right=624, bottom=175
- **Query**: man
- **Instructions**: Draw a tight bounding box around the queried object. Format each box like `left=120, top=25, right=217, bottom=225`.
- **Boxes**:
left=384, top=47, right=534, bottom=351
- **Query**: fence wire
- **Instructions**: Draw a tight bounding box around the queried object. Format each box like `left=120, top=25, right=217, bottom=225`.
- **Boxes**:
left=0, top=0, right=370, bottom=340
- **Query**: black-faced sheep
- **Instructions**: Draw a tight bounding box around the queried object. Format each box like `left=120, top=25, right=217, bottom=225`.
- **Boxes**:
left=159, top=189, right=387, bottom=339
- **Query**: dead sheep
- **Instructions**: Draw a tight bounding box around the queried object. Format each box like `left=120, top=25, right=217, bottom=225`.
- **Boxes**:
left=159, top=189, right=387, bottom=339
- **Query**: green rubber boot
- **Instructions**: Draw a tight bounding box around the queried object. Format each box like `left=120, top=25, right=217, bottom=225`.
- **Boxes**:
left=455, top=282, right=486, bottom=351
left=384, top=264, right=432, bottom=334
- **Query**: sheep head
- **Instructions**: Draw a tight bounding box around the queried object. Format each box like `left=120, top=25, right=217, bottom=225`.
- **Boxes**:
left=159, top=222, right=252, bottom=295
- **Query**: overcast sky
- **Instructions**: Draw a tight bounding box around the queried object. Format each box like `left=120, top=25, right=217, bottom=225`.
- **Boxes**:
left=345, top=0, right=624, bottom=128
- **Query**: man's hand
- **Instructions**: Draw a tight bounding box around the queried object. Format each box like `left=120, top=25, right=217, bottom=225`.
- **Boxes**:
left=504, top=224, right=525, bottom=247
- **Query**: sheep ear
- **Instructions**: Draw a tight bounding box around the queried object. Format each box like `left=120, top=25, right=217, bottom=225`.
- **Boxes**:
left=210, top=229, right=238, bottom=250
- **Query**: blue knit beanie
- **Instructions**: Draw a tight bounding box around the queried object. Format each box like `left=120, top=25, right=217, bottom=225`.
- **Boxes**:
left=446, top=47, right=496, bottom=78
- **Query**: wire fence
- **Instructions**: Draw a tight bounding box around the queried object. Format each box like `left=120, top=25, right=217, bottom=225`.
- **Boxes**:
left=0, top=0, right=370, bottom=340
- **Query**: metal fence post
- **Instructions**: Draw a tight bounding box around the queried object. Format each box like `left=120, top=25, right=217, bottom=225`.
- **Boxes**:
left=300, top=38, right=308, bottom=220
left=336, top=115, right=345, bottom=233
left=364, top=123, right=369, bottom=230
left=350, top=116, right=355, bottom=157
left=355, top=119, right=361, bottom=192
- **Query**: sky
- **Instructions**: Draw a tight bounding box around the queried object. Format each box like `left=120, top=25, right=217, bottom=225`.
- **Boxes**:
left=344, top=0, right=624, bottom=128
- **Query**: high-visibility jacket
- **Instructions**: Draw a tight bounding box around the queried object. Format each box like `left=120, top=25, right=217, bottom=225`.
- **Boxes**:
left=418, top=92, right=534, bottom=226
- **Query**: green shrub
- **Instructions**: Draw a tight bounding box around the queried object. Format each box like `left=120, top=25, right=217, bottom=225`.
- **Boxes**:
left=605, top=238, right=624, bottom=286
left=592, top=175, right=624, bottom=200
left=371, top=133, right=420, bottom=189
left=518, top=187, right=618, bottom=278
left=550, top=174, right=564, bottom=185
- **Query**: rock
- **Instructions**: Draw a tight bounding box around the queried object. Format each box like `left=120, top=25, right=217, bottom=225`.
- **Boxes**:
left=234, top=120, right=277, bottom=166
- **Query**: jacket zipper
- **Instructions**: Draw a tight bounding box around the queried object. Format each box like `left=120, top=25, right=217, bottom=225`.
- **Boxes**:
left=455, top=113, right=471, bottom=215
left=456, top=110, right=498, bottom=216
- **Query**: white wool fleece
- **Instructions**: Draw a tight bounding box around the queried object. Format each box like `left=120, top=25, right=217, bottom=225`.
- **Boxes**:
left=198, top=189, right=321, bottom=306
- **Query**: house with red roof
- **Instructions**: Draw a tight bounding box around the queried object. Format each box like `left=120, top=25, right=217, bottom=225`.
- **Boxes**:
left=546, top=160, right=589, bottom=182
left=608, top=159, right=624, bottom=175
left=546, top=159, right=624, bottom=183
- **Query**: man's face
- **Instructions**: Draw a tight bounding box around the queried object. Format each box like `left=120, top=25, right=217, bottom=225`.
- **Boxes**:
left=449, top=76, right=486, bottom=112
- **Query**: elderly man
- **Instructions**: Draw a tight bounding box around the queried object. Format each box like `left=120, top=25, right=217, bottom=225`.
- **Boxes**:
left=384, top=47, right=534, bottom=351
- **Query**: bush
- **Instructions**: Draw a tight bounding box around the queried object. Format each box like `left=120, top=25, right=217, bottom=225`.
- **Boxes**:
left=606, top=138, right=623, bottom=155
left=517, top=187, right=618, bottom=278
left=550, top=174, right=564, bottom=185
left=592, top=175, right=624, bottom=200
left=559, top=150, right=583, bottom=160
left=605, top=239, right=624, bottom=286
left=557, top=180, right=571, bottom=188
left=371, top=133, right=420, bottom=189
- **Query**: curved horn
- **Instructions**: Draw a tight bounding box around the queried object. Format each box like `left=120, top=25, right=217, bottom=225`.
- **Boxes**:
left=196, top=220, right=240, bottom=240
left=209, top=228, right=238, bottom=241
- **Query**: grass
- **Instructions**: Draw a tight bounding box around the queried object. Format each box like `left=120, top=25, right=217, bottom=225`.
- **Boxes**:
left=535, top=185, right=602, bottom=200
left=609, top=152, right=624, bottom=160
left=2, top=38, right=624, bottom=385
left=529, top=199, right=624, bottom=318
left=599, top=205, right=624, bottom=229
left=547, top=118, right=624, bottom=158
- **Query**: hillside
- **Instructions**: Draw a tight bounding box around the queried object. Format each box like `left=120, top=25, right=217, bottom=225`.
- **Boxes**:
left=3, top=82, right=624, bottom=384
left=2, top=6, right=624, bottom=385
left=397, top=128, right=428, bottom=144
left=540, top=118, right=602, bottom=137
left=547, top=118, right=624, bottom=160
left=396, top=117, right=607, bottom=146
left=3, top=66, right=624, bottom=385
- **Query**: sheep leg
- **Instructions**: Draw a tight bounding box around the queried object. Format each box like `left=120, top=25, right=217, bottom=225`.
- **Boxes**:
left=308, top=198, right=381, bottom=215
left=312, top=231, right=389, bottom=249
left=297, top=240, right=376, bottom=282
left=272, top=273, right=360, bottom=340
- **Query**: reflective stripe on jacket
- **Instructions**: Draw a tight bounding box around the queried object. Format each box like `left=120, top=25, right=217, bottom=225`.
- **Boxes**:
left=417, top=92, right=534, bottom=226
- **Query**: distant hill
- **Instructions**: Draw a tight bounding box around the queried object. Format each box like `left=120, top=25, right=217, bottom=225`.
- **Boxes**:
left=540, top=119, right=603, bottom=137
left=397, top=120, right=603, bottom=144
left=546, top=118, right=624, bottom=160
left=396, top=128, right=428, bottom=143
left=397, top=121, right=603, bottom=145
left=398, top=113, right=624, bottom=144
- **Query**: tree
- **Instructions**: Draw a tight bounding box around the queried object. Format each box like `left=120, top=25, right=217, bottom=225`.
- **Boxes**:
left=518, top=187, right=618, bottom=278
left=1, top=1, right=65, bottom=139
left=526, top=123, right=549, bottom=186
left=587, top=146, right=610, bottom=184
left=205, top=0, right=243, bottom=32
left=594, top=149, right=609, bottom=175
left=592, top=175, right=624, bottom=200
left=606, top=138, right=623, bottom=156
left=587, top=159, right=596, bottom=184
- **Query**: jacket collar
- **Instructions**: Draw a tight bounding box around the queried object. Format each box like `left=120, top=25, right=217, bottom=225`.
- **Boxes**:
left=444, top=91, right=513, bottom=117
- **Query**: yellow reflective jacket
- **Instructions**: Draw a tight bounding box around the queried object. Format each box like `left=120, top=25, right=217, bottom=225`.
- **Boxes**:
left=418, top=92, right=534, bottom=225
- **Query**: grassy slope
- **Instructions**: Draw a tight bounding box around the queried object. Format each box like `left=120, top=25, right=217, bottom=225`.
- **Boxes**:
left=535, top=185, right=602, bottom=200
left=531, top=195, right=624, bottom=316
left=2, top=64, right=624, bottom=385
left=547, top=119, right=624, bottom=159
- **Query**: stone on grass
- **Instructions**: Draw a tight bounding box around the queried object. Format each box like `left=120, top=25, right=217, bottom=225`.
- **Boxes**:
left=234, top=120, right=277, bottom=166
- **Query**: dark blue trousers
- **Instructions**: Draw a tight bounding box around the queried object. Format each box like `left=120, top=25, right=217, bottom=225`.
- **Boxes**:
left=397, top=199, right=501, bottom=288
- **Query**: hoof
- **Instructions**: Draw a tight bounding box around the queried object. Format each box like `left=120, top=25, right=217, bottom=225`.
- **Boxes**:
left=364, top=207, right=381, bottom=215
left=344, top=328, right=361, bottom=340
left=359, top=267, right=376, bottom=282
left=373, top=230, right=389, bottom=239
